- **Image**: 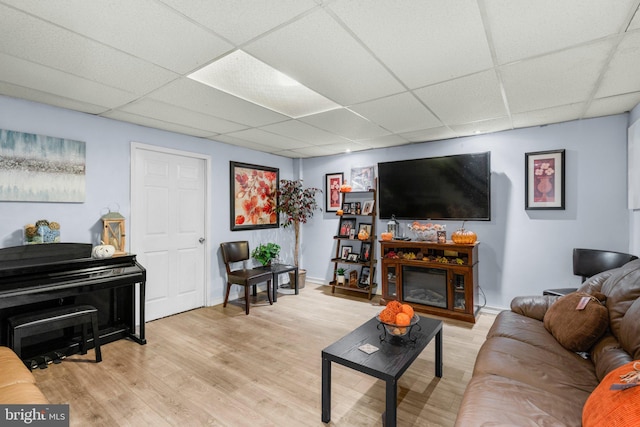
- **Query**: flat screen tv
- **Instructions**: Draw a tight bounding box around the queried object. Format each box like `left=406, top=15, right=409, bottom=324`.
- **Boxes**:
left=378, top=152, right=491, bottom=221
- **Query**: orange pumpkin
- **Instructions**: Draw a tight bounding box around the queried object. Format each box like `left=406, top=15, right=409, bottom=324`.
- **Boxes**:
left=358, top=229, right=369, bottom=240
left=340, top=183, right=352, bottom=193
left=395, top=312, right=411, bottom=326
left=380, top=232, right=393, bottom=241
left=451, top=228, right=477, bottom=244
left=337, top=209, right=344, bottom=216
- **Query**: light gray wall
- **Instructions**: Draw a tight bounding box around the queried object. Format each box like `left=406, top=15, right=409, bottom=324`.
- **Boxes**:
left=0, top=95, right=294, bottom=306
left=301, top=115, right=631, bottom=310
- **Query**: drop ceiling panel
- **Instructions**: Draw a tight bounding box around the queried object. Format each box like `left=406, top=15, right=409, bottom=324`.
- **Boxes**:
left=149, top=78, right=289, bottom=127
left=355, top=135, right=409, bottom=149
left=116, top=99, right=248, bottom=134
left=300, top=109, right=390, bottom=140
left=158, top=0, right=319, bottom=45
left=349, top=92, right=442, bottom=133
left=102, top=110, right=216, bottom=138
left=1, top=0, right=233, bottom=74
left=512, top=103, right=584, bottom=128
left=483, top=0, right=636, bottom=64
left=448, top=117, right=512, bottom=137
left=596, top=31, right=640, bottom=98
left=328, top=0, right=494, bottom=89
left=0, top=4, right=178, bottom=95
left=244, top=9, right=404, bottom=106
left=414, top=70, right=507, bottom=125
left=585, top=92, right=640, bottom=118
left=400, top=126, right=458, bottom=143
left=502, top=40, right=615, bottom=113
left=213, top=134, right=280, bottom=153
left=0, top=53, right=138, bottom=108
left=288, top=145, right=337, bottom=158
left=259, top=120, right=351, bottom=146
left=630, top=9, right=640, bottom=29
left=0, top=82, right=109, bottom=115
left=224, top=129, right=312, bottom=150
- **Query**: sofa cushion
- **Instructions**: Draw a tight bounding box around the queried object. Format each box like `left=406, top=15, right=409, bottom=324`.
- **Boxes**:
left=582, top=360, right=640, bottom=427
left=590, top=333, right=633, bottom=381
left=543, top=292, right=608, bottom=352
left=619, top=297, right=640, bottom=360
left=595, top=259, right=640, bottom=338
left=0, top=383, right=49, bottom=404
left=0, top=346, right=36, bottom=388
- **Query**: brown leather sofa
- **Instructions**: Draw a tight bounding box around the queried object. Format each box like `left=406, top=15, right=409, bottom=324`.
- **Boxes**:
left=0, top=346, right=48, bottom=404
left=455, top=259, right=640, bottom=426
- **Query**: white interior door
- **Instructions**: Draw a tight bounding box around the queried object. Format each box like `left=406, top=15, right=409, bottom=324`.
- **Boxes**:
left=131, top=144, right=208, bottom=321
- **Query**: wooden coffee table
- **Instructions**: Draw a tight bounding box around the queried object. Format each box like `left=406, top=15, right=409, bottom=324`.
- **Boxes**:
left=321, top=315, right=443, bottom=427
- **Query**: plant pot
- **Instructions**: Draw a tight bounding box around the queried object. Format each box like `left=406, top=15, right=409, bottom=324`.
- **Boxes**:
left=337, top=275, right=345, bottom=285
left=289, top=269, right=306, bottom=289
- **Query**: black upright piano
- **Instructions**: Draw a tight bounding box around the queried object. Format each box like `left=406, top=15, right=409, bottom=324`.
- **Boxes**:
left=0, top=243, right=146, bottom=359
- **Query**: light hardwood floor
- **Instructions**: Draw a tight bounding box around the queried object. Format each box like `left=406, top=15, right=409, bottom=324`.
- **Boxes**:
left=32, top=284, right=496, bottom=426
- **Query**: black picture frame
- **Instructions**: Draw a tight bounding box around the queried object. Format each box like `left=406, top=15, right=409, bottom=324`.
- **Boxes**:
left=325, top=172, right=344, bottom=212
left=525, top=149, right=565, bottom=210
left=338, top=218, right=357, bottom=237
left=359, top=242, right=372, bottom=262
left=359, top=266, right=374, bottom=287
left=341, top=246, right=352, bottom=259
left=347, top=253, right=359, bottom=262
left=230, top=161, right=279, bottom=231
left=358, top=223, right=372, bottom=236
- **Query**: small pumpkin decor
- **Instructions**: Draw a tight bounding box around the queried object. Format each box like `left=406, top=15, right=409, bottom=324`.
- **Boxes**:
left=451, top=222, right=477, bottom=244
left=336, top=209, right=344, bottom=216
left=92, top=243, right=116, bottom=259
left=380, top=231, right=393, bottom=241
left=340, top=182, right=352, bottom=193
left=357, top=228, right=370, bottom=241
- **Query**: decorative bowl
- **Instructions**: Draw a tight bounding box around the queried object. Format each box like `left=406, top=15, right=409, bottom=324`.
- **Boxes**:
left=376, top=313, right=420, bottom=337
left=408, top=223, right=445, bottom=241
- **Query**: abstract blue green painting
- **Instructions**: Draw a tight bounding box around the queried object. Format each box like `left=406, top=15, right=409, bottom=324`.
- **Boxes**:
left=0, top=128, right=86, bottom=202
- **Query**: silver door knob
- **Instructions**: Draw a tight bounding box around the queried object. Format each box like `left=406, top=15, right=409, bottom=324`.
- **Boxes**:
left=199, top=238, right=205, bottom=244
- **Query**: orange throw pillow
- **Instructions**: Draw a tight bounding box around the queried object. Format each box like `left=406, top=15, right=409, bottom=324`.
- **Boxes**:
left=583, top=361, right=640, bottom=426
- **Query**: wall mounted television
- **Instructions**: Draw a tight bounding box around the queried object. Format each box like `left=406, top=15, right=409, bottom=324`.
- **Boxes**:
left=378, top=152, right=491, bottom=221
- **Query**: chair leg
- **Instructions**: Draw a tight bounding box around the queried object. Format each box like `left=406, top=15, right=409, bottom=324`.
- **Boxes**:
left=244, top=285, right=250, bottom=315
left=223, top=283, right=232, bottom=307
left=267, top=280, right=273, bottom=305
left=90, top=311, right=102, bottom=363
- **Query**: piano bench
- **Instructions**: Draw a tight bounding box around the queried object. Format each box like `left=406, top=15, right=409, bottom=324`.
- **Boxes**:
left=7, top=304, right=102, bottom=363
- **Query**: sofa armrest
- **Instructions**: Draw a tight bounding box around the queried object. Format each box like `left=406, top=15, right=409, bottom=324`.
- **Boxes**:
left=510, top=295, right=560, bottom=321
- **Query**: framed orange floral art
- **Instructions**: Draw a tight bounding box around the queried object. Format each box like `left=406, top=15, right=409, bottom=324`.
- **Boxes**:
left=230, top=161, right=279, bottom=231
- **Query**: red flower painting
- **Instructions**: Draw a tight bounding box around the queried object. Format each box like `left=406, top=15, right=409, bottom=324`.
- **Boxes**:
left=231, top=162, right=279, bottom=230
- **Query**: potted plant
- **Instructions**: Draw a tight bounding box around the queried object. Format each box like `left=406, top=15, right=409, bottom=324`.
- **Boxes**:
left=336, top=267, right=346, bottom=285
left=251, top=242, right=281, bottom=266
left=275, top=179, right=322, bottom=288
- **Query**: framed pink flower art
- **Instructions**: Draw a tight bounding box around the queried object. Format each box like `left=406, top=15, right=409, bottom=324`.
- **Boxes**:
left=230, top=161, right=279, bottom=230
left=525, top=149, right=565, bottom=210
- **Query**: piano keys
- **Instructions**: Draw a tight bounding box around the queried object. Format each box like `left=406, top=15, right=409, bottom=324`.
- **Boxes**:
left=0, top=243, right=146, bottom=359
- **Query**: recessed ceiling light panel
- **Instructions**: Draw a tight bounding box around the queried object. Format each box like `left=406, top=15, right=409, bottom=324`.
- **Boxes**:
left=188, top=50, right=341, bottom=118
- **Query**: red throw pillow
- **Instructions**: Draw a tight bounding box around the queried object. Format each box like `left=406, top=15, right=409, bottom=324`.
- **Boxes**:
left=543, top=292, right=608, bottom=352
left=583, top=361, right=640, bottom=426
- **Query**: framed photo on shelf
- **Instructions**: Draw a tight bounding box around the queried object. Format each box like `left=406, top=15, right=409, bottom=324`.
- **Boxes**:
left=359, top=266, right=374, bottom=287
left=349, top=270, right=358, bottom=287
left=525, top=149, right=565, bottom=210
left=341, top=246, right=352, bottom=259
left=325, top=172, right=344, bottom=212
left=347, top=253, right=359, bottom=262
left=362, top=200, right=375, bottom=215
left=350, top=165, right=375, bottom=191
left=230, top=161, right=279, bottom=231
left=349, top=228, right=356, bottom=239
left=338, top=218, right=357, bottom=237
left=358, top=223, right=372, bottom=236
left=359, top=242, right=372, bottom=262
left=342, top=202, right=350, bottom=212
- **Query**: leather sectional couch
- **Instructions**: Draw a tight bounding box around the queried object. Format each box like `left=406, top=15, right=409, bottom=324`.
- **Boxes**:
left=455, top=259, right=640, bottom=426
left=0, top=346, right=48, bottom=404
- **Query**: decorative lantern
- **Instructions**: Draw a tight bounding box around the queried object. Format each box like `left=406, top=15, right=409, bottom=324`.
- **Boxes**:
left=387, top=214, right=400, bottom=239
left=101, top=211, right=126, bottom=256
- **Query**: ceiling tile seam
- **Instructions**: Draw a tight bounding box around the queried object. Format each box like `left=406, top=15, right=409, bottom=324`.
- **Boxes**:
left=578, top=33, right=626, bottom=119
left=99, top=108, right=223, bottom=135
left=255, top=122, right=355, bottom=148
left=477, top=0, right=514, bottom=131
left=623, top=2, right=640, bottom=32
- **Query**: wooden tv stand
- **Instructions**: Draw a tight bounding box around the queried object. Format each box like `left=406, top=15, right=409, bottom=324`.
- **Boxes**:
left=379, top=240, right=480, bottom=323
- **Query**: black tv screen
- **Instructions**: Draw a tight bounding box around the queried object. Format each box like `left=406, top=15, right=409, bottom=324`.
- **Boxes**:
left=378, top=152, right=491, bottom=221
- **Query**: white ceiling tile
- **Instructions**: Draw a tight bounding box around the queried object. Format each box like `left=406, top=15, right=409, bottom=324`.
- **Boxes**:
left=259, top=120, right=351, bottom=146
left=596, top=31, right=640, bottom=98
left=354, top=135, right=409, bottom=149
left=213, top=135, right=279, bottom=153
left=415, top=70, right=507, bottom=125
left=448, top=117, right=513, bottom=137
left=502, top=40, right=615, bottom=113
left=630, top=8, right=640, bottom=30
left=511, top=103, right=584, bottom=128
left=0, top=53, right=137, bottom=108
left=328, top=0, right=493, bottom=89
left=116, top=99, right=248, bottom=134
left=483, top=0, right=636, bottom=64
left=102, top=110, right=216, bottom=138
left=300, top=109, right=390, bottom=140
left=0, top=4, right=178, bottom=95
left=0, top=82, right=109, bottom=114
left=1, top=0, right=233, bottom=74
left=158, top=0, right=319, bottom=45
left=585, top=92, right=640, bottom=118
left=349, top=92, right=442, bottom=133
left=288, top=146, right=337, bottom=158
left=224, top=129, right=312, bottom=150
left=149, top=78, right=289, bottom=127
left=244, top=9, right=404, bottom=105
left=399, top=127, right=458, bottom=143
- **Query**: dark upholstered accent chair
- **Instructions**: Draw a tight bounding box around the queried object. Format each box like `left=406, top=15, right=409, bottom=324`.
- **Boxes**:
left=573, top=248, right=638, bottom=282
left=544, top=248, right=638, bottom=296
left=220, top=241, right=272, bottom=315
